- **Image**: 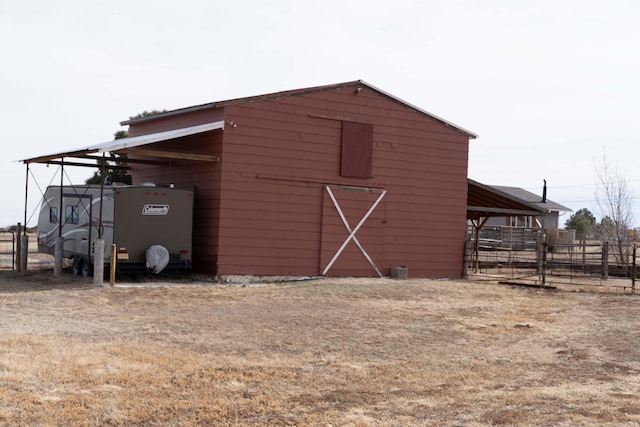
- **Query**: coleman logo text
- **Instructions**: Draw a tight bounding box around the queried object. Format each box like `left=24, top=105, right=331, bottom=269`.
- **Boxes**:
left=142, top=204, right=170, bottom=216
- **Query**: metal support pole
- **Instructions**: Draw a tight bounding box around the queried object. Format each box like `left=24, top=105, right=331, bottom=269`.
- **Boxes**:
left=54, top=160, right=64, bottom=276
left=474, top=223, right=480, bottom=273
left=24, top=164, right=29, bottom=229
left=16, top=223, right=22, bottom=272
left=98, top=154, right=106, bottom=239
left=542, top=242, right=547, bottom=285
left=59, top=160, right=64, bottom=238
left=20, top=164, right=29, bottom=273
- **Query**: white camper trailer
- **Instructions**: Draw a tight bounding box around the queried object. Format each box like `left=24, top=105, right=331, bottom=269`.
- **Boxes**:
left=37, top=184, right=194, bottom=276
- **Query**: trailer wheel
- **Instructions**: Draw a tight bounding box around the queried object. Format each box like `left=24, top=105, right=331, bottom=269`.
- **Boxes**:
left=80, top=259, right=93, bottom=277
left=71, top=257, right=81, bottom=276
left=76, top=257, right=93, bottom=278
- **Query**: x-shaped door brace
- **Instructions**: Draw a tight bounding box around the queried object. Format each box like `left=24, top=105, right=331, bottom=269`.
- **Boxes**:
left=322, top=185, right=387, bottom=277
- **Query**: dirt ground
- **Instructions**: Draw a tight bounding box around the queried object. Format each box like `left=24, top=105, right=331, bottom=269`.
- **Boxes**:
left=1, top=269, right=640, bottom=426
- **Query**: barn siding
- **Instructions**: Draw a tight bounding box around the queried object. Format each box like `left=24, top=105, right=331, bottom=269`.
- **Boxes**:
left=216, top=86, right=469, bottom=277
left=124, top=83, right=471, bottom=278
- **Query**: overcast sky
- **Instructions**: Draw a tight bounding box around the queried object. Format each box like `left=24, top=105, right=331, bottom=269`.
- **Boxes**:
left=1, top=0, right=639, bottom=228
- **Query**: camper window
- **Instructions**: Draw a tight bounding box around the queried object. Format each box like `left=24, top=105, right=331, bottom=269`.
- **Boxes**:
left=65, top=205, right=79, bottom=225
left=49, top=207, right=58, bottom=223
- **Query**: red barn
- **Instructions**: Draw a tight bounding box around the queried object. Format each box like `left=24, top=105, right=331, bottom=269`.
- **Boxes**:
left=28, top=80, right=477, bottom=278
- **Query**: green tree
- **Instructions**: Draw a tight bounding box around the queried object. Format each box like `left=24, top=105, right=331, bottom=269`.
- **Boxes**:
left=85, top=109, right=167, bottom=184
left=564, top=208, right=596, bottom=241
left=113, top=130, right=128, bottom=139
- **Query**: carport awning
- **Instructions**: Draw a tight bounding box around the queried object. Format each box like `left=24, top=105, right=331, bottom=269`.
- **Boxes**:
left=467, top=179, right=545, bottom=221
left=22, top=120, right=225, bottom=165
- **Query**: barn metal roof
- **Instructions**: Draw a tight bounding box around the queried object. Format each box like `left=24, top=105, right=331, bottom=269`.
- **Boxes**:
left=23, top=81, right=475, bottom=166
left=120, top=80, right=478, bottom=139
left=22, top=120, right=225, bottom=165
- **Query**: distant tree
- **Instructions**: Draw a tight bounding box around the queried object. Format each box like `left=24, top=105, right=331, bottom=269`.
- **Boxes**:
left=84, top=153, right=129, bottom=185
left=564, top=208, right=596, bottom=242
left=85, top=109, right=167, bottom=184
left=594, top=150, right=635, bottom=265
left=113, top=130, right=128, bottom=139
left=130, top=110, right=167, bottom=119
left=595, top=216, right=615, bottom=241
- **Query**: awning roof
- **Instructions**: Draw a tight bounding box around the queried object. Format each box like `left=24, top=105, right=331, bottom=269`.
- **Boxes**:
left=22, top=120, right=225, bottom=165
left=467, top=179, right=545, bottom=221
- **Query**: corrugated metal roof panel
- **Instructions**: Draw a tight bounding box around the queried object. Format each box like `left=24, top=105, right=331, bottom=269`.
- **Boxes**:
left=22, top=121, right=225, bottom=164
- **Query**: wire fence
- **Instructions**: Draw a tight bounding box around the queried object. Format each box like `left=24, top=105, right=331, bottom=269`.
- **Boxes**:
left=0, top=231, right=16, bottom=270
left=465, top=226, right=639, bottom=294
left=0, top=231, right=55, bottom=271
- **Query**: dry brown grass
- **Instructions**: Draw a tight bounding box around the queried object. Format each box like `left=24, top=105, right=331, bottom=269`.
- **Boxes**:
left=1, top=270, right=640, bottom=426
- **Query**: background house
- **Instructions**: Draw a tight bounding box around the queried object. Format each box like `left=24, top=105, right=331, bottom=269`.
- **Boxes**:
left=25, top=80, right=478, bottom=278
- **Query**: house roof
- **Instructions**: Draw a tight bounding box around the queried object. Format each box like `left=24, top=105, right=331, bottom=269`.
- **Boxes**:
left=121, top=80, right=478, bottom=139
left=489, top=185, right=572, bottom=213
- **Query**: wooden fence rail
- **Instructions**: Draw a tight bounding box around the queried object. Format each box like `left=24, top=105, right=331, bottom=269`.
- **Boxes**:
left=465, top=227, right=637, bottom=293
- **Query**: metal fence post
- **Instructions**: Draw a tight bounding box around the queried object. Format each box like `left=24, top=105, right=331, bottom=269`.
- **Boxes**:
left=474, top=224, right=480, bottom=273
left=542, top=242, right=547, bottom=285
left=536, top=232, right=543, bottom=275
